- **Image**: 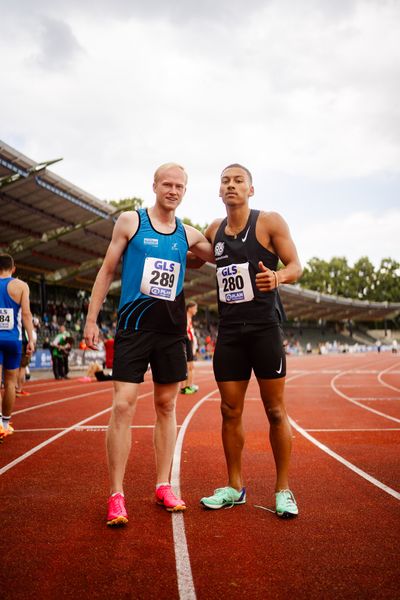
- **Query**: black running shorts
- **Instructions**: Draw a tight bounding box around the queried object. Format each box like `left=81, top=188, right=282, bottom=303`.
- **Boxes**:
left=213, top=323, right=286, bottom=381
left=113, top=330, right=187, bottom=384
left=185, top=336, right=194, bottom=362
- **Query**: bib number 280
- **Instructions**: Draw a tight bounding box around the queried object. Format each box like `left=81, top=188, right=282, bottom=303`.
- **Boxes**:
left=222, top=274, right=244, bottom=292
left=216, top=262, right=254, bottom=304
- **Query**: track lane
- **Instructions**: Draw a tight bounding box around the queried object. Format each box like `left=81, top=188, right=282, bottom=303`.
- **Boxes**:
left=1, top=372, right=218, bottom=599
left=2, top=356, right=400, bottom=599
left=180, top=359, right=400, bottom=599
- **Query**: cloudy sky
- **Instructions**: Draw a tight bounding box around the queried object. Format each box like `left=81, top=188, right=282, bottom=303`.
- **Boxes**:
left=1, top=0, right=399, bottom=268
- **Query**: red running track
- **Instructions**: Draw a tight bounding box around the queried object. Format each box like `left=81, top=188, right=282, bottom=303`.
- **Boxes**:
left=1, top=353, right=399, bottom=599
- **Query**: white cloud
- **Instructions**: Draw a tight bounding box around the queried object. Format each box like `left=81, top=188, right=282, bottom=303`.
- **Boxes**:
left=295, top=209, right=400, bottom=267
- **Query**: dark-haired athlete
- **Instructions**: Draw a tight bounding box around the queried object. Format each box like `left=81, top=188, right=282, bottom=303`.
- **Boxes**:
left=84, top=163, right=213, bottom=526
left=200, top=164, right=302, bottom=517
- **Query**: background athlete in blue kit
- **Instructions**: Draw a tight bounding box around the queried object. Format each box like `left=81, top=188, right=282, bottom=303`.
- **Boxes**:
left=0, top=254, right=35, bottom=440
left=200, top=164, right=303, bottom=517
left=84, top=163, right=213, bottom=526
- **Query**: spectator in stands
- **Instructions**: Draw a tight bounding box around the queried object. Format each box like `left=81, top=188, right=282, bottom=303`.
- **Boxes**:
left=0, top=254, right=35, bottom=440
left=199, top=163, right=302, bottom=519
left=42, top=336, right=51, bottom=350
left=180, top=301, right=199, bottom=394
left=49, top=314, right=59, bottom=333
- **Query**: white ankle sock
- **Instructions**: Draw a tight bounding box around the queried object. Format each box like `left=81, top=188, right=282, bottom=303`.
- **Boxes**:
left=156, top=482, right=170, bottom=489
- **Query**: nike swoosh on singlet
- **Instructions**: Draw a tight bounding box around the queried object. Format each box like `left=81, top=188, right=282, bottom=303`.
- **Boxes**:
left=241, top=227, right=250, bottom=242
left=276, top=359, right=283, bottom=374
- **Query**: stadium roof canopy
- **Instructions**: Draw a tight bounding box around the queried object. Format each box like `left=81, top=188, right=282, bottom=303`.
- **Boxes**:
left=0, top=140, right=117, bottom=290
left=1, top=139, right=399, bottom=323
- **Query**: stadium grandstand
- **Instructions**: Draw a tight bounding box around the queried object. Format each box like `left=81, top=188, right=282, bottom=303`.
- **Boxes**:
left=1, top=139, right=399, bottom=359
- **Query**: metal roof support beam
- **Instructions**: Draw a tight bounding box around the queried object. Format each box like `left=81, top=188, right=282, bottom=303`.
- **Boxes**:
left=0, top=157, right=63, bottom=190
left=3, top=212, right=116, bottom=257
left=35, top=177, right=110, bottom=219
left=45, top=257, right=104, bottom=284
left=1, top=191, right=72, bottom=227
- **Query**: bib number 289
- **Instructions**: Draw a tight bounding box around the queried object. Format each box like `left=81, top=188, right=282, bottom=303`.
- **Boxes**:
left=149, top=270, right=175, bottom=288
left=140, top=257, right=181, bottom=301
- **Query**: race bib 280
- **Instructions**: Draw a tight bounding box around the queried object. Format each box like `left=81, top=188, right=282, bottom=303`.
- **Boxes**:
left=216, top=262, right=254, bottom=303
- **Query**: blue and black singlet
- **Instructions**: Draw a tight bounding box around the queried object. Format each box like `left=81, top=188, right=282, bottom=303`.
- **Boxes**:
left=117, top=208, right=189, bottom=335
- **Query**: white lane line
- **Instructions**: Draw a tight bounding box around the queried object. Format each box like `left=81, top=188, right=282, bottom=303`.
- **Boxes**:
left=305, top=428, right=400, bottom=432
left=331, top=372, right=400, bottom=424
left=14, top=425, right=160, bottom=432
left=171, top=388, right=218, bottom=600
left=351, top=397, right=400, bottom=401
left=327, top=384, right=389, bottom=389
left=289, top=417, right=400, bottom=501
left=377, top=362, right=400, bottom=393
left=16, top=381, right=107, bottom=395
left=0, top=407, right=111, bottom=476
left=0, top=391, right=153, bottom=476
left=13, top=386, right=114, bottom=415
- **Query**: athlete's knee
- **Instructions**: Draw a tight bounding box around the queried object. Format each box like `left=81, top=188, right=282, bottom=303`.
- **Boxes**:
left=221, top=401, right=243, bottom=421
left=155, top=396, right=176, bottom=418
left=265, top=404, right=286, bottom=426
left=4, top=379, right=17, bottom=393
left=112, top=396, right=136, bottom=421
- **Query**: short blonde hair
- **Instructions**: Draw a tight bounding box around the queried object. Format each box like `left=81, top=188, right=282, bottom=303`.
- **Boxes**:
left=154, top=163, right=188, bottom=184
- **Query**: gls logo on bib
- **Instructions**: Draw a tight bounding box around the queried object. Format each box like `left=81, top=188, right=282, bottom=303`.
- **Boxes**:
left=140, top=257, right=180, bottom=301
left=216, top=262, right=254, bottom=304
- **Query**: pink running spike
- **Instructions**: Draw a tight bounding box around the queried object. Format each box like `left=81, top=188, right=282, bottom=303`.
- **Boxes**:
left=107, top=493, right=128, bottom=526
left=156, top=485, right=187, bottom=512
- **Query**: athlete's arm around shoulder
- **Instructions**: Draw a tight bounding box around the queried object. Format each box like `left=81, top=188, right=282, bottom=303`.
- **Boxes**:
left=84, top=211, right=138, bottom=348
left=204, top=218, right=223, bottom=246
left=185, top=218, right=222, bottom=268
left=256, top=211, right=302, bottom=288
left=184, top=223, right=215, bottom=267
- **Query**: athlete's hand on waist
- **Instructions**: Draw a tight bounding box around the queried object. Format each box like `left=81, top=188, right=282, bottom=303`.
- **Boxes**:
left=255, top=261, right=279, bottom=292
left=84, top=321, right=99, bottom=350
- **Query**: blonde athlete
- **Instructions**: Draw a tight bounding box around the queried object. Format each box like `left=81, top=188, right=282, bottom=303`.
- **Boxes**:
left=200, top=164, right=302, bottom=517
left=84, top=163, right=213, bottom=526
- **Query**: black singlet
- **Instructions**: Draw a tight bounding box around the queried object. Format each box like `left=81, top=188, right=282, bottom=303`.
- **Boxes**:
left=213, top=209, right=286, bottom=326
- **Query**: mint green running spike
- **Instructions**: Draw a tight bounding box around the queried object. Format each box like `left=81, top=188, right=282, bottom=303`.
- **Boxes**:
left=275, top=489, right=298, bottom=518
left=200, top=486, right=246, bottom=509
